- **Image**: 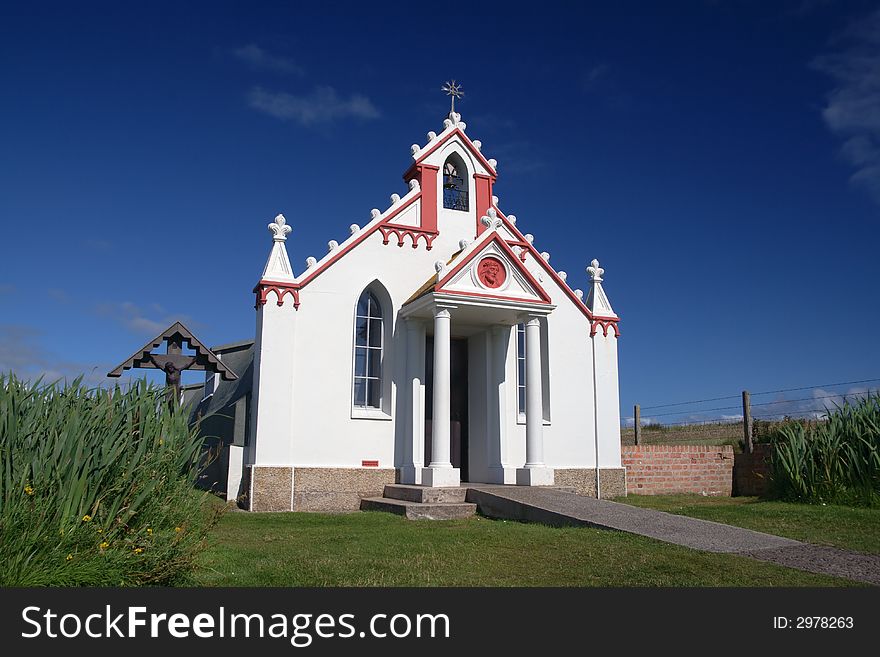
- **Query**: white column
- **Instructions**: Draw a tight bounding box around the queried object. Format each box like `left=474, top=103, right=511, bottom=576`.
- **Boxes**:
left=401, top=319, right=425, bottom=484
left=524, top=317, right=544, bottom=466
left=421, top=306, right=460, bottom=487
left=517, top=316, right=554, bottom=486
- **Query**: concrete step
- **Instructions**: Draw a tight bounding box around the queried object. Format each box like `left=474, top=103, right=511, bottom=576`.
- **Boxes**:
left=360, top=496, right=476, bottom=520
left=383, top=484, right=469, bottom=504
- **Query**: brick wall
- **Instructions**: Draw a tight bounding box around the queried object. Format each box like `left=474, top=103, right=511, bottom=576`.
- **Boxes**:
left=734, top=443, right=773, bottom=497
left=622, top=445, right=734, bottom=496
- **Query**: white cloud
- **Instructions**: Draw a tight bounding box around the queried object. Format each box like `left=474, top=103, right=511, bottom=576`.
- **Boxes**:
left=812, top=9, right=880, bottom=203
left=0, top=324, right=107, bottom=385
left=247, top=86, right=380, bottom=126
left=232, top=44, right=304, bottom=76
left=623, top=416, right=656, bottom=427
left=94, top=301, right=195, bottom=336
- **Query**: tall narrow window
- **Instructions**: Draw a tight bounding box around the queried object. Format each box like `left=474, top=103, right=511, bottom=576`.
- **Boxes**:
left=516, top=323, right=526, bottom=416
left=442, top=153, right=469, bottom=211
left=516, top=320, right=551, bottom=422
left=353, top=290, right=383, bottom=409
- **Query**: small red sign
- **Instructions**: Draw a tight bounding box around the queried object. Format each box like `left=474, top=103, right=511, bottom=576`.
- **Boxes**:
left=362, top=460, right=379, bottom=467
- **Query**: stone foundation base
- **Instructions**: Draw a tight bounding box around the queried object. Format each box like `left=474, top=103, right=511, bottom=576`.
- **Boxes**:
left=553, top=468, right=627, bottom=498
left=293, top=467, right=396, bottom=511
left=249, top=466, right=396, bottom=512
left=248, top=466, right=293, bottom=512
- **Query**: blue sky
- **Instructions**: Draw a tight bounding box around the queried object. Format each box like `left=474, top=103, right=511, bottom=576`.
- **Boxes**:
left=1, top=1, right=878, bottom=424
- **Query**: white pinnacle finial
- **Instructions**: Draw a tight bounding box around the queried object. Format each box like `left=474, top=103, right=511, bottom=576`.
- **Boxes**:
left=584, top=258, right=616, bottom=317
left=261, top=214, right=294, bottom=281
left=268, top=213, right=291, bottom=242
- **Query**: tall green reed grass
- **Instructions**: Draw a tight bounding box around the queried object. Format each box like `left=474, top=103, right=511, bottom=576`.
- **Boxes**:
left=769, top=393, right=880, bottom=507
left=0, top=374, right=222, bottom=585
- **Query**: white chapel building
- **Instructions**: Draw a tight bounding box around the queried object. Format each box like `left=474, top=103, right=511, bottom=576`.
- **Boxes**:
left=199, top=108, right=624, bottom=512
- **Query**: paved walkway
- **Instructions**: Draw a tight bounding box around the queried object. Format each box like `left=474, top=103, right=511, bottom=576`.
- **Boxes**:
left=465, top=485, right=880, bottom=585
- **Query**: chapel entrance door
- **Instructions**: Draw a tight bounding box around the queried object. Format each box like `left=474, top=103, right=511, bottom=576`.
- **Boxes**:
left=424, top=337, right=469, bottom=482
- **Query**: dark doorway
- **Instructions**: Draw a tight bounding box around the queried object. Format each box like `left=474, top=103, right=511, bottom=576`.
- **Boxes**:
left=425, top=337, right=469, bottom=481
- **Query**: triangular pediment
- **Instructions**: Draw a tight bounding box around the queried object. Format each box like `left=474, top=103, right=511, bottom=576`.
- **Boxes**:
left=436, top=232, right=551, bottom=304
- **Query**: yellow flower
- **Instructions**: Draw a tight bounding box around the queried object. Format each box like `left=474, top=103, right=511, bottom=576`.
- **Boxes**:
left=174, top=527, right=182, bottom=533
left=133, top=547, right=143, bottom=554
left=100, top=541, right=109, bottom=549
left=24, top=484, right=35, bottom=496
left=159, top=439, right=164, bottom=445
left=66, top=554, right=73, bottom=561
left=96, top=528, right=103, bottom=533
left=82, top=515, right=91, bottom=522
left=146, top=528, right=152, bottom=535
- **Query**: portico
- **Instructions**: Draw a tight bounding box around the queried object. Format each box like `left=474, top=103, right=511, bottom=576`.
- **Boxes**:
left=399, top=291, right=555, bottom=488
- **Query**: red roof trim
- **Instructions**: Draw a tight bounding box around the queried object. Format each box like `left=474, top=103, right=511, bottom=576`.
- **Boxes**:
left=296, top=192, right=422, bottom=289
left=435, top=231, right=553, bottom=304
left=494, top=205, right=620, bottom=330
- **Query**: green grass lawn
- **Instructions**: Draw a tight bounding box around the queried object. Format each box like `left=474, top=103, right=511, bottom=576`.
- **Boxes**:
left=617, top=495, right=880, bottom=554
left=192, top=510, right=859, bottom=587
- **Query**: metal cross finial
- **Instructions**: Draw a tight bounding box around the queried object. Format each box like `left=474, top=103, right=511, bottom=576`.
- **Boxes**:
left=441, top=80, right=464, bottom=114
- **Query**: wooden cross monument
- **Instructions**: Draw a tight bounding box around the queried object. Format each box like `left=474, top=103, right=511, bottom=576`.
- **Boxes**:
left=108, top=321, right=237, bottom=407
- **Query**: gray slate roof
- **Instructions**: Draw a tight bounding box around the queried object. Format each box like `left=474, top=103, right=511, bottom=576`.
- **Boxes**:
left=188, top=341, right=254, bottom=422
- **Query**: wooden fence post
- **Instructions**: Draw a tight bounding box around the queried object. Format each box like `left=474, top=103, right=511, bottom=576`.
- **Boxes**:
left=742, top=390, right=753, bottom=454
left=633, top=404, right=641, bottom=446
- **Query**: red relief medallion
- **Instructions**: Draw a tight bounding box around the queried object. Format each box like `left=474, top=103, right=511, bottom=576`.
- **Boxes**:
left=477, top=257, right=507, bottom=289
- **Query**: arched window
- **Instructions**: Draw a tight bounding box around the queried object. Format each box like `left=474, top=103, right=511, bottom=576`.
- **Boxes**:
left=442, top=153, right=469, bottom=211
left=353, top=289, right=383, bottom=409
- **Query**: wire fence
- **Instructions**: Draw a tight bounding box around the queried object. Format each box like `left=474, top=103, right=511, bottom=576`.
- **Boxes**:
left=621, top=377, right=880, bottom=449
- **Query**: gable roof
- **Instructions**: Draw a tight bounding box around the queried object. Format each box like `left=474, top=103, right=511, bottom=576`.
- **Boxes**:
left=403, top=224, right=552, bottom=307
left=107, top=321, right=238, bottom=380
left=405, top=115, right=497, bottom=181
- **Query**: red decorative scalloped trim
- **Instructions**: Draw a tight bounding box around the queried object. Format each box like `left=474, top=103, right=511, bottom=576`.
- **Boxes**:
left=253, top=281, right=301, bottom=309
left=590, top=319, right=621, bottom=338
left=379, top=225, right=438, bottom=250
